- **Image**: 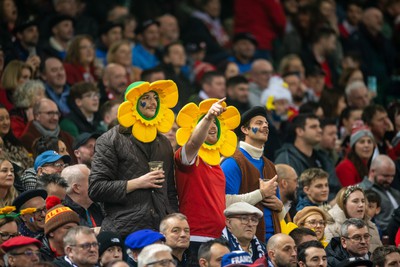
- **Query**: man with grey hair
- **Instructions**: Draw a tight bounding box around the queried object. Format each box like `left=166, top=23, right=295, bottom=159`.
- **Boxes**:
left=53, top=226, right=99, bottom=267
left=345, top=80, right=370, bottom=109
left=138, top=244, right=175, bottom=267
left=159, top=213, right=190, bottom=266
left=326, top=218, right=371, bottom=267
left=359, top=155, right=400, bottom=233
left=36, top=173, right=68, bottom=200
left=62, top=164, right=104, bottom=228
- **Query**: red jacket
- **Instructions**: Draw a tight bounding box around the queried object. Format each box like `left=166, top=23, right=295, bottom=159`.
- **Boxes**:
left=63, top=63, right=96, bottom=86
left=234, top=0, right=286, bottom=50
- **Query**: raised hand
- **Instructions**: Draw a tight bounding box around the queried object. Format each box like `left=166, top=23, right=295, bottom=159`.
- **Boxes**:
left=205, top=98, right=227, bottom=120
left=259, top=175, right=278, bottom=198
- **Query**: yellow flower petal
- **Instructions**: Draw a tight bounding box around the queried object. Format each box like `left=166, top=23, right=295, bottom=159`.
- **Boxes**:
left=118, top=101, right=136, bottom=127
left=0, top=206, right=16, bottom=214
left=176, top=128, right=192, bottom=147
left=20, top=208, right=37, bottom=215
left=156, top=108, right=175, bottom=133
left=132, top=122, right=157, bottom=143
left=280, top=220, right=298, bottom=235
left=176, top=103, right=200, bottom=128
left=151, top=80, right=179, bottom=108
left=117, top=80, right=178, bottom=143
left=199, top=99, right=218, bottom=113
left=199, top=148, right=221, bottom=166
left=219, top=130, right=238, bottom=157
left=125, top=82, right=150, bottom=102
left=220, top=106, right=241, bottom=130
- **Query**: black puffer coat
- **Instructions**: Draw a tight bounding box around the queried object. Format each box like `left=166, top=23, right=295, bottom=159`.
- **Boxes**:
left=88, top=125, right=178, bottom=238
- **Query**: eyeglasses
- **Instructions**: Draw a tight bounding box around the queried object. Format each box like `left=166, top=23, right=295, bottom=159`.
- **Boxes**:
left=39, top=111, right=61, bottom=117
left=0, top=231, right=20, bottom=241
left=70, top=242, right=99, bottom=250
left=82, top=92, right=100, bottom=99
left=147, top=259, right=177, bottom=267
left=304, top=220, right=326, bottom=227
left=42, top=163, right=68, bottom=169
left=10, top=249, right=40, bottom=257
left=344, top=234, right=372, bottom=242
left=229, top=215, right=260, bottom=225
left=32, top=207, right=47, bottom=217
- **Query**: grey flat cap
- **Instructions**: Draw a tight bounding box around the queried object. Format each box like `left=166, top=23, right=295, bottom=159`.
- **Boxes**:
left=224, top=202, right=263, bottom=218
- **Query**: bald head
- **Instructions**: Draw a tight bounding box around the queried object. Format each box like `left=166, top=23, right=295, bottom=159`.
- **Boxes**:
left=276, top=164, right=297, bottom=181
left=362, top=8, right=383, bottom=35
left=103, top=63, right=127, bottom=95
left=276, top=164, right=298, bottom=203
left=250, top=59, right=273, bottom=89
left=369, top=155, right=396, bottom=189
left=370, top=154, right=395, bottom=171
left=267, top=234, right=297, bottom=267
left=267, top=234, right=295, bottom=250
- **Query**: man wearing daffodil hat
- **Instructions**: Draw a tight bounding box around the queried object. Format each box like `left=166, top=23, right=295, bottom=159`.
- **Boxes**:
left=88, top=80, right=179, bottom=238
left=174, top=98, right=240, bottom=261
left=221, top=106, right=283, bottom=243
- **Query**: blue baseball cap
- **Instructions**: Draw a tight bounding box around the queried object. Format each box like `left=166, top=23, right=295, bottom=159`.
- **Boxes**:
left=34, top=150, right=71, bottom=171
left=221, top=251, right=258, bottom=267
left=125, top=229, right=165, bottom=250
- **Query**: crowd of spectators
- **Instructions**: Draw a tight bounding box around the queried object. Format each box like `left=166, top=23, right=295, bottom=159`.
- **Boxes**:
left=1, top=0, right=400, bottom=266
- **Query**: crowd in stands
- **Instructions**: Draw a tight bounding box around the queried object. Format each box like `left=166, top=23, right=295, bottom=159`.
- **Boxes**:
left=1, top=0, right=400, bottom=266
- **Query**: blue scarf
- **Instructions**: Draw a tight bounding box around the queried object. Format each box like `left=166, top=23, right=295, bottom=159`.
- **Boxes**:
left=222, top=227, right=266, bottom=262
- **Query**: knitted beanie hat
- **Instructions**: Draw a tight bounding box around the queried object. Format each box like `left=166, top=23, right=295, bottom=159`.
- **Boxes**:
left=350, top=120, right=374, bottom=148
left=44, top=196, right=80, bottom=235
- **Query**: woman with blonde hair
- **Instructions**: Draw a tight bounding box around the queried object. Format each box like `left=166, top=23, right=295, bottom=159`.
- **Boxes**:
left=0, top=156, right=18, bottom=207
left=325, top=185, right=382, bottom=252
left=10, top=80, right=46, bottom=137
left=107, top=40, right=141, bottom=83
left=0, top=60, right=32, bottom=111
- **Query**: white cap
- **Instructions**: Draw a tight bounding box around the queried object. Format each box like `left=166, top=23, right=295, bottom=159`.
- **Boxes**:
left=260, top=77, right=292, bottom=107
left=224, top=202, right=263, bottom=218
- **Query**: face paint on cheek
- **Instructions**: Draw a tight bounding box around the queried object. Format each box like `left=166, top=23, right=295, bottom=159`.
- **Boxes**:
left=251, top=127, right=259, bottom=134
left=140, top=101, right=146, bottom=108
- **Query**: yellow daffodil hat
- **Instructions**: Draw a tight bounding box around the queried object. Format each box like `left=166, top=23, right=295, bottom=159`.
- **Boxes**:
left=118, top=80, right=179, bottom=143
left=176, top=98, right=240, bottom=166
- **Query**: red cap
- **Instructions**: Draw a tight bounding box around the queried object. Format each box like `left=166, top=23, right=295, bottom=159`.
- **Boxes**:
left=0, top=236, right=42, bottom=252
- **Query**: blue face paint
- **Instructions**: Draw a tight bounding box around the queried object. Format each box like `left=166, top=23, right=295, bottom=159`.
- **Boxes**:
left=140, top=101, right=146, bottom=108
left=251, top=127, right=258, bottom=134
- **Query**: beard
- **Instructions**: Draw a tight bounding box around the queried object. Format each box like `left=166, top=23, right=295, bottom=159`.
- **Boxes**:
left=286, top=190, right=297, bottom=202
left=373, top=176, right=391, bottom=189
